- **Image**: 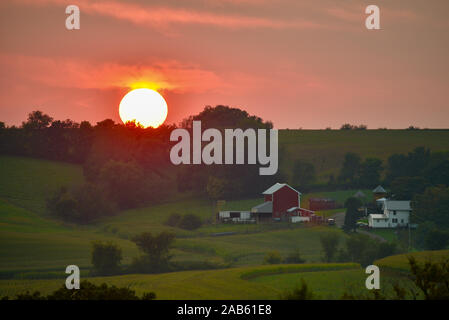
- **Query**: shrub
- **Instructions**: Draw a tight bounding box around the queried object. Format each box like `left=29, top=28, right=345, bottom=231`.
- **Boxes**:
left=47, top=184, right=117, bottom=224
left=320, top=233, right=340, bottom=262
left=264, top=251, right=282, bottom=264
left=178, top=214, right=202, bottom=230
left=10, top=281, right=155, bottom=300
left=284, top=249, right=305, bottom=264
left=165, top=213, right=182, bottom=227
left=280, top=279, right=315, bottom=300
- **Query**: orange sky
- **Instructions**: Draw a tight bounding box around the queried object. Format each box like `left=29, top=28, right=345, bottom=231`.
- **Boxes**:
left=0, top=0, right=448, bottom=128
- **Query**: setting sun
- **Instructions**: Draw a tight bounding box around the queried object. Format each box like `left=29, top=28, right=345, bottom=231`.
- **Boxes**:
left=119, top=88, right=168, bottom=128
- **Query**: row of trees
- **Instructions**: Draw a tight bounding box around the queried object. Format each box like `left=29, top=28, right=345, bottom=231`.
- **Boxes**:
left=2, top=107, right=285, bottom=219
left=90, top=231, right=176, bottom=276
left=320, top=232, right=396, bottom=267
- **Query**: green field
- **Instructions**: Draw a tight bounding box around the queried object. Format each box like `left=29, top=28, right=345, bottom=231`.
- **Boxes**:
left=375, top=250, right=449, bottom=272
left=1, top=127, right=449, bottom=299
left=0, top=156, right=84, bottom=215
left=1, top=250, right=444, bottom=299
left=0, top=156, right=351, bottom=277
left=279, top=129, right=449, bottom=182
left=0, top=263, right=362, bottom=299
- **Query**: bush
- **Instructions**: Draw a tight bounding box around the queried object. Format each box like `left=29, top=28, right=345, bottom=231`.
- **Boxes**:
left=130, top=231, right=175, bottom=273
left=264, top=251, right=282, bottom=264
left=91, top=241, right=122, bottom=276
left=9, top=281, right=155, bottom=300
left=178, top=214, right=202, bottom=230
left=165, top=213, right=182, bottom=227
left=320, top=233, right=340, bottom=262
left=284, top=249, right=305, bottom=264
left=47, top=184, right=117, bottom=224
left=280, top=279, right=315, bottom=300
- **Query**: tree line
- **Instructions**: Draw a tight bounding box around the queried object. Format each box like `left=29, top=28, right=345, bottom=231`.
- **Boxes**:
left=1, top=106, right=282, bottom=223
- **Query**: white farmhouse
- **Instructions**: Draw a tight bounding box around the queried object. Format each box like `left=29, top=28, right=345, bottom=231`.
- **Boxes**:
left=368, top=199, right=411, bottom=228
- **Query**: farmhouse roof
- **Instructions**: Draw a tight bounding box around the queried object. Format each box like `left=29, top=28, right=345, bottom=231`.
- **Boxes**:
left=262, top=183, right=301, bottom=195
left=373, top=185, right=386, bottom=193
left=370, top=214, right=387, bottom=219
left=251, top=201, right=273, bottom=213
left=384, top=200, right=411, bottom=211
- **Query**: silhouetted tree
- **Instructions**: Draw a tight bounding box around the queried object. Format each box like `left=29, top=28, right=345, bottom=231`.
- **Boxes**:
left=91, top=241, right=123, bottom=276
left=131, top=231, right=176, bottom=273
left=21, top=110, right=53, bottom=130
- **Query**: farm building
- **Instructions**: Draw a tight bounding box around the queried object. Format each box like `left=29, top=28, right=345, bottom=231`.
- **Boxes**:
left=372, top=185, right=387, bottom=200
left=217, top=211, right=253, bottom=223
left=368, top=199, right=411, bottom=228
left=308, top=198, right=336, bottom=211
left=218, top=183, right=323, bottom=223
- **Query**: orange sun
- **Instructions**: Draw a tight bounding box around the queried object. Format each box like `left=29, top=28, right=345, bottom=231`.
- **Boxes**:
left=119, top=88, right=168, bottom=128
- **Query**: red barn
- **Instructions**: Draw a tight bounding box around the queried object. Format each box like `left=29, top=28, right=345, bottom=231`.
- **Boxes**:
left=252, top=183, right=301, bottom=221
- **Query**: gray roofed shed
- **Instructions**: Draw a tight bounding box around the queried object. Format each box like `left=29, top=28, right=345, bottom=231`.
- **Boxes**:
left=251, top=201, right=273, bottom=213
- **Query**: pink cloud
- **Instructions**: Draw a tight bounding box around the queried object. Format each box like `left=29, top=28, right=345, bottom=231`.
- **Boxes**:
left=11, top=0, right=324, bottom=30
left=0, top=54, right=225, bottom=94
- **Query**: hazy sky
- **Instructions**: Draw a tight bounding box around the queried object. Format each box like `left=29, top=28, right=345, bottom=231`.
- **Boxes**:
left=1, top=0, right=448, bottom=128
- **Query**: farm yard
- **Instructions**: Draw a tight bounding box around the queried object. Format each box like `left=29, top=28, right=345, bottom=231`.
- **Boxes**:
left=1, top=129, right=449, bottom=299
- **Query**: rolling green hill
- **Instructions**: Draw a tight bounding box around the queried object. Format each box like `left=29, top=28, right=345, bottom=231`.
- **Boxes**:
left=0, top=156, right=84, bottom=215
left=0, top=263, right=362, bottom=299
left=1, top=127, right=449, bottom=299
left=375, top=249, right=449, bottom=272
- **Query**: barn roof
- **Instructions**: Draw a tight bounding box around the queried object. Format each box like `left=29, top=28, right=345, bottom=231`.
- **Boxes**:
left=262, top=183, right=301, bottom=195
left=251, top=201, right=273, bottom=213
left=373, top=185, right=386, bottom=193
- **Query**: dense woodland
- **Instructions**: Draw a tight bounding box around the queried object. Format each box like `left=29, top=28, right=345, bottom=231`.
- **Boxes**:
left=0, top=106, right=281, bottom=223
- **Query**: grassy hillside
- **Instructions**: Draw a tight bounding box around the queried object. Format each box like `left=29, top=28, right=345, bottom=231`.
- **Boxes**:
left=0, top=263, right=361, bottom=299
left=279, top=129, right=449, bottom=182
left=0, top=156, right=348, bottom=276
left=375, top=249, right=449, bottom=272
left=0, top=156, right=84, bottom=215
left=0, top=199, right=140, bottom=273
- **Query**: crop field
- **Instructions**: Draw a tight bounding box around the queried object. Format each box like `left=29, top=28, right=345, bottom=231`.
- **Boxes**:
left=0, top=263, right=361, bottom=299
left=375, top=249, right=449, bottom=272
left=1, top=126, right=449, bottom=300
